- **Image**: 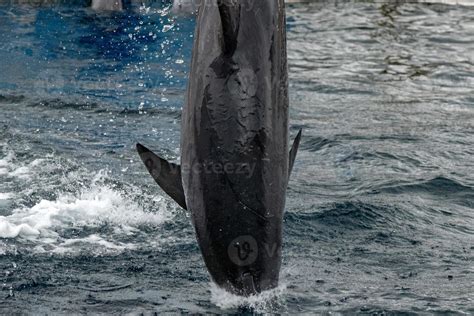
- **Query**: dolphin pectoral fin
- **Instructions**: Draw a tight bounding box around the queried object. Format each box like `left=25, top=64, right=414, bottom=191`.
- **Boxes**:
left=136, top=143, right=187, bottom=210
left=289, top=129, right=303, bottom=179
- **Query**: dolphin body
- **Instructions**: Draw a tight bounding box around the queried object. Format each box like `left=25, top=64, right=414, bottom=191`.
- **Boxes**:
left=90, top=0, right=123, bottom=11
left=171, top=0, right=198, bottom=15
left=137, top=0, right=301, bottom=296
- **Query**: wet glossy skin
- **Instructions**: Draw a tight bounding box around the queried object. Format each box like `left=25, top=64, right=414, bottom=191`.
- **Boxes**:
left=181, top=0, right=289, bottom=295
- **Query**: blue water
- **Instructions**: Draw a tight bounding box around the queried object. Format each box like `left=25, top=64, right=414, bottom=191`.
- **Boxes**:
left=1, top=1, right=473, bottom=314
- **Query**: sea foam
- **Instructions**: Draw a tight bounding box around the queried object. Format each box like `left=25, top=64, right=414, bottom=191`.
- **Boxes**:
left=210, top=282, right=287, bottom=312
left=0, top=178, right=170, bottom=253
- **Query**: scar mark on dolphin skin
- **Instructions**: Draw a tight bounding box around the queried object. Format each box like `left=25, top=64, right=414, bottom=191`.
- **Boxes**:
left=237, top=199, right=268, bottom=222
left=235, top=115, right=247, bottom=129
left=224, top=173, right=268, bottom=222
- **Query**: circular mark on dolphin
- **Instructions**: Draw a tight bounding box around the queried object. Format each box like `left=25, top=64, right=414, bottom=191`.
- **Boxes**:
left=227, top=68, right=258, bottom=99
left=228, top=235, right=258, bottom=267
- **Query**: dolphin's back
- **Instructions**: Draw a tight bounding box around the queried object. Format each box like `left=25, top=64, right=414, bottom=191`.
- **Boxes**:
left=181, top=0, right=289, bottom=294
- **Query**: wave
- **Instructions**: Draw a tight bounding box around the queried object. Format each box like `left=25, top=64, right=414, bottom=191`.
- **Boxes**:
left=300, top=135, right=335, bottom=152
left=377, top=176, right=473, bottom=195
left=373, top=177, right=474, bottom=208
left=0, top=94, right=26, bottom=104
left=26, top=98, right=100, bottom=110
left=286, top=201, right=391, bottom=231
left=1, top=93, right=183, bottom=118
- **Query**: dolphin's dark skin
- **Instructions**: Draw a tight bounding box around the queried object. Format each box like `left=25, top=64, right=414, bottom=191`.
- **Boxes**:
left=137, top=0, right=301, bottom=296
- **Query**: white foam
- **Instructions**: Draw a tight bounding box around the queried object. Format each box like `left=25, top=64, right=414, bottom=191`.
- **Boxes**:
left=419, top=0, right=474, bottom=6
left=0, top=145, right=50, bottom=180
left=52, top=234, right=136, bottom=254
left=0, top=220, right=39, bottom=238
left=7, top=158, right=49, bottom=180
left=0, top=149, right=14, bottom=167
left=0, top=193, right=13, bottom=200
left=0, top=145, right=174, bottom=255
left=210, top=283, right=287, bottom=312
left=0, top=147, right=32, bottom=179
left=0, top=180, right=170, bottom=252
left=0, top=148, right=14, bottom=176
left=9, top=166, right=31, bottom=179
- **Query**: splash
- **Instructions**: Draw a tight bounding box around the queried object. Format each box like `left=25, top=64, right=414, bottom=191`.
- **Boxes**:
left=210, top=282, right=287, bottom=312
left=0, top=192, right=13, bottom=200
left=0, top=171, right=171, bottom=253
left=1, top=185, right=163, bottom=236
left=0, top=147, right=14, bottom=176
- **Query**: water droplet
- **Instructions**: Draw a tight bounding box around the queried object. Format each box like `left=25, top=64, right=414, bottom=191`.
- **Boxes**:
left=162, top=24, right=173, bottom=33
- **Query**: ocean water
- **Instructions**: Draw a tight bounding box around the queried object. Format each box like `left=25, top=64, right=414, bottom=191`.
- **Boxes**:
left=1, top=1, right=473, bottom=314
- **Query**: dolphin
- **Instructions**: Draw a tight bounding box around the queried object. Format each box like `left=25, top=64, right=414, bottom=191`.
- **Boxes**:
left=171, top=0, right=198, bottom=15
left=137, top=0, right=302, bottom=296
left=91, top=0, right=123, bottom=11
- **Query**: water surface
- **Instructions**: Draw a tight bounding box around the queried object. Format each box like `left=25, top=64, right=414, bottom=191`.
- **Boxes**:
left=0, top=1, right=473, bottom=314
